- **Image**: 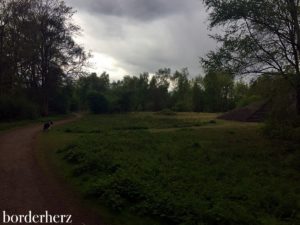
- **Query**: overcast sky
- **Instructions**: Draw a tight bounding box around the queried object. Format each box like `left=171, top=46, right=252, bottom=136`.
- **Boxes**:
left=65, top=0, right=216, bottom=80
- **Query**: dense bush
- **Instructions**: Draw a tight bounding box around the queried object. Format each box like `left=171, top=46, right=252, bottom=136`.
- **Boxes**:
left=262, top=119, right=295, bottom=140
left=237, top=95, right=262, bottom=108
left=87, top=92, right=109, bottom=114
left=156, top=108, right=177, bottom=116
left=0, top=96, right=38, bottom=121
left=49, top=93, right=70, bottom=114
left=262, top=88, right=299, bottom=140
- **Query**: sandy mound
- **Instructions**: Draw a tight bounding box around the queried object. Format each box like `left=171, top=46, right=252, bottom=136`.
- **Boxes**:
left=218, top=101, right=270, bottom=122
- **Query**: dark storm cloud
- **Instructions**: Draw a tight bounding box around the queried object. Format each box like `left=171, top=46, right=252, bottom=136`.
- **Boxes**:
left=67, top=0, right=202, bottom=21
left=65, top=0, right=216, bottom=79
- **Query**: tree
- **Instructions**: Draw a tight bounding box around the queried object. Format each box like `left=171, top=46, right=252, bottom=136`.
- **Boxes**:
left=192, top=76, right=205, bottom=112
left=202, top=0, right=300, bottom=114
left=233, top=81, right=251, bottom=107
left=203, top=71, right=235, bottom=112
left=148, top=68, right=171, bottom=111
left=77, top=72, right=110, bottom=110
left=136, top=72, right=149, bottom=110
left=87, top=91, right=109, bottom=114
left=0, top=0, right=88, bottom=116
left=35, top=0, right=87, bottom=115
left=171, top=68, right=193, bottom=111
left=0, top=0, right=9, bottom=96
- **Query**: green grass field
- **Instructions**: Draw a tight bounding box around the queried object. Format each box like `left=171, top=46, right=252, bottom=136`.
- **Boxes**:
left=37, top=113, right=300, bottom=225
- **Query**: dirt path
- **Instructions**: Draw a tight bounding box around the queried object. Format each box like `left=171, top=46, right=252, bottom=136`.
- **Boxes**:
left=0, top=117, right=104, bottom=225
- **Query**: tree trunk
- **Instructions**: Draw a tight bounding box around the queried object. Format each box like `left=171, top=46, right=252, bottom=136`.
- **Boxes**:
left=0, top=26, right=3, bottom=96
left=42, top=93, right=49, bottom=116
left=288, top=0, right=300, bottom=115
left=297, top=85, right=300, bottom=116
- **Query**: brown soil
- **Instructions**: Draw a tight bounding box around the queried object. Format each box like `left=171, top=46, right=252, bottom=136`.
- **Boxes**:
left=218, top=101, right=269, bottom=122
left=0, top=117, right=104, bottom=225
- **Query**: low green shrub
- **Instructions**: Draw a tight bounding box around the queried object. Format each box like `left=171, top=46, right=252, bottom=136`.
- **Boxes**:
left=237, top=95, right=262, bottom=108
left=87, top=91, right=109, bottom=114
left=262, top=120, right=295, bottom=140
left=55, top=120, right=300, bottom=225
left=156, top=109, right=177, bottom=116
left=0, top=96, right=38, bottom=121
left=262, top=116, right=300, bottom=141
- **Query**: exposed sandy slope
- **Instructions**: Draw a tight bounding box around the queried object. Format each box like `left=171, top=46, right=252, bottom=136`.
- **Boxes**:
left=0, top=118, right=103, bottom=225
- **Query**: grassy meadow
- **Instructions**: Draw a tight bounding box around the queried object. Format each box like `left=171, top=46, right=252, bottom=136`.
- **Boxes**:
left=37, top=113, right=300, bottom=225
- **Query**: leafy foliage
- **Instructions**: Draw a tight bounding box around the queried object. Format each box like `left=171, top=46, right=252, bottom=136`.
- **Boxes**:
left=201, top=0, right=300, bottom=114
left=77, top=69, right=246, bottom=114
left=0, top=0, right=88, bottom=116
left=51, top=113, right=300, bottom=225
left=0, top=96, right=38, bottom=120
left=87, top=92, right=109, bottom=114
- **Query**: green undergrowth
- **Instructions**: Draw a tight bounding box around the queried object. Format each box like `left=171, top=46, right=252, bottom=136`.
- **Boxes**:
left=55, top=113, right=218, bottom=134
left=38, top=113, right=300, bottom=225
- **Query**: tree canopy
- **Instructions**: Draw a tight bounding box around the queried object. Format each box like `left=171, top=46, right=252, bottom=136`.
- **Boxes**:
left=201, top=0, right=300, bottom=114
left=0, top=0, right=88, bottom=116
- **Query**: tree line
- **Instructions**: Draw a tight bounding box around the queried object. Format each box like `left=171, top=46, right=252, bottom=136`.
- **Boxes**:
left=0, top=0, right=252, bottom=120
left=77, top=69, right=259, bottom=115
left=1, top=0, right=299, bottom=123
